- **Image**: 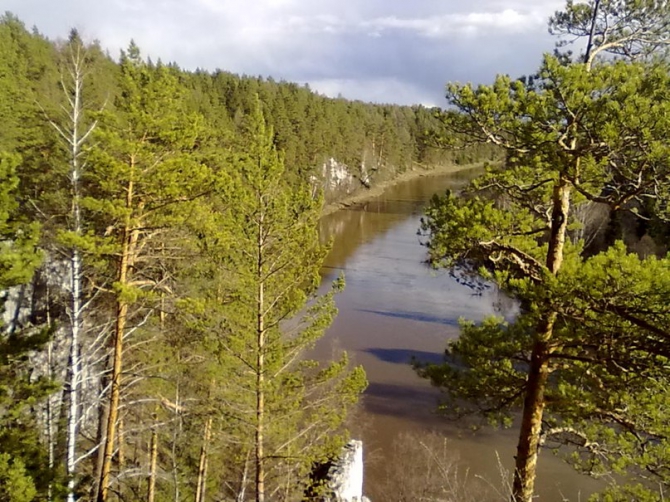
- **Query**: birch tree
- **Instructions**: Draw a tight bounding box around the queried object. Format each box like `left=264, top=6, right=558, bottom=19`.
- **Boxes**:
left=41, top=31, right=103, bottom=501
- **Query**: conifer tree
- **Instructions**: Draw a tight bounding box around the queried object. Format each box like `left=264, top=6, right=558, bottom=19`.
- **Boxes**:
left=181, top=98, right=366, bottom=502
left=87, top=42, right=211, bottom=502
left=550, top=0, right=670, bottom=65
left=0, top=152, right=47, bottom=500
left=419, top=56, right=670, bottom=502
left=417, top=3, right=670, bottom=499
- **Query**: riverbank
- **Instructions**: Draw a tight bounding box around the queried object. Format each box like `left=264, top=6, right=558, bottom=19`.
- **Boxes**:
left=321, top=162, right=487, bottom=217
left=318, top=168, right=602, bottom=502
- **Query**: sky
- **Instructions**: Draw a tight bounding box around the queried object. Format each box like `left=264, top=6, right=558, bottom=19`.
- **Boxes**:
left=5, top=0, right=568, bottom=106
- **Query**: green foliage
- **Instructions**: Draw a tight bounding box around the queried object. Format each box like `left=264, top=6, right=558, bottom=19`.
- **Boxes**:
left=0, top=12, right=481, bottom=500
left=180, top=100, right=366, bottom=499
left=84, top=41, right=212, bottom=301
left=0, top=152, right=52, bottom=495
left=593, top=483, right=666, bottom=502
left=0, top=154, right=41, bottom=286
left=549, top=0, right=670, bottom=63
left=0, top=454, right=37, bottom=502
left=419, top=53, right=670, bottom=498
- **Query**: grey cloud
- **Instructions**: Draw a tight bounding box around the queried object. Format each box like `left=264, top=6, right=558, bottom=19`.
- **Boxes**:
left=4, top=0, right=564, bottom=105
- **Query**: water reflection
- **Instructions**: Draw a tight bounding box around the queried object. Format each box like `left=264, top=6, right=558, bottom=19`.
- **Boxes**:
left=362, top=348, right=444, bottom=365
left=357, top=308, right=460, bottom=327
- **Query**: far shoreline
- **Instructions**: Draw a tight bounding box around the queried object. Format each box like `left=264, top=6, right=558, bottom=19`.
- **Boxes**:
left=321, top=161, right=487, bottom=217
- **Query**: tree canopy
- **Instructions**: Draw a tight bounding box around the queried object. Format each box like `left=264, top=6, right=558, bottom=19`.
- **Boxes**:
left=417, top=3, right=670, bottom=500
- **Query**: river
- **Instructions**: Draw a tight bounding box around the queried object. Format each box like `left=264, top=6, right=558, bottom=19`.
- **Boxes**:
left=317, top=169, right=603, bottom=501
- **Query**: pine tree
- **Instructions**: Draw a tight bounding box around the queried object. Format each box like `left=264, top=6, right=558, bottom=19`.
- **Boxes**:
left=180, top=98, right=366, bottom=502
left=549, top=0, right=670, bottom=66
left=86, top=42, right=211, bottom=501
left=0, top=152, right=48, bottom=500
left=418, top=56, right=670, bottom=502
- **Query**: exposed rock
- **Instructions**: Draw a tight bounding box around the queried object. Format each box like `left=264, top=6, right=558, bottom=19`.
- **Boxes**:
left=308, top=440, right=371, bottom=502
left=329, top=440, right=364, bottom=501
left=320, top=157, right=357, bottom=200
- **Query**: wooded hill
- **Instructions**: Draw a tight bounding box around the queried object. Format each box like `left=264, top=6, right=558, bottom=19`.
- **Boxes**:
left=1, top=13, right=496, bottom=207
left=0, top=12, right=505, bottom=501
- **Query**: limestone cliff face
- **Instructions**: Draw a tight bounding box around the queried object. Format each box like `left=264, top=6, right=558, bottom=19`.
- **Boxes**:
left=318, top=158, right=373, bottom=203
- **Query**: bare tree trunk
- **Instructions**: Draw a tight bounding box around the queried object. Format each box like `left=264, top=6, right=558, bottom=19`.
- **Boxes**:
left=255, top=206, right=266, bottom=502
left=512, top=176, right=571, bottom=502
left=93, top=366, right=110, bottom=499
left=117, top=416, right=125, bottom=469
left=66, top=245, right=82, bottom=502
left=148, top=426, right=158, bottom=502
left=46, top=311, right=55, bottom=502
left=45, top=39, right=99, bottom=502
left=171, top=385, right=182, bottom=502
left=237, top=451, right=251, bottom=502
left=66, top=85, right=85, bottom=497
left=584, top=0, right=602, bottom=68
left=97, top=297, right=128, bottom=502
left=511, top=314, right=555, bottom=502
left=195, top=417, right=213, bottom=502
left=201, top=441, right=210, bottom=502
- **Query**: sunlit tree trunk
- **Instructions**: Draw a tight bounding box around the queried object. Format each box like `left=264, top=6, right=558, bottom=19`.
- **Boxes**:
left=148, top=426, right=158, bottom=502
left=255, top=204, right=266, bottom=502
left=512, top=177, right=571, bottom=502
left=195, top=417, right=213, bottom=502
left=97, top=167, right=137, bottom=502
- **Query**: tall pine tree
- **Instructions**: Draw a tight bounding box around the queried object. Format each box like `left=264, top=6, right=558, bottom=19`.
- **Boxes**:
left=86, top=42, right=211, bottom=501
left=180, top=98, right=366, bottom=502
left=419, top=56, right=670, bottom=502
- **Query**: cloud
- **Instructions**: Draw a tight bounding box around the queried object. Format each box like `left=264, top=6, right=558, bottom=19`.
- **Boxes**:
left=4, top=0, right=566, bottom=105
left=361, top=9, right=546, bottom=38
left=311, top=77, right=440, bottom=107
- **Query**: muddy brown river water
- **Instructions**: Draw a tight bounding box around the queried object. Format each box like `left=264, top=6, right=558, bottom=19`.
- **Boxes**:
left=316, top=169, right=604, bottom=501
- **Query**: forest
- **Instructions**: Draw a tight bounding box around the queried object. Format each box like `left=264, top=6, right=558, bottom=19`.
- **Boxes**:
left=0, top=11, right=468, bottom=502
left=0, top=7, right=502, bottom=500
left=4, top=0, right=670, bottom=501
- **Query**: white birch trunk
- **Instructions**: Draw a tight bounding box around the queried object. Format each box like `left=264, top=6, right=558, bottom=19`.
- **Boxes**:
left=47, top=40, right=99, bottom=502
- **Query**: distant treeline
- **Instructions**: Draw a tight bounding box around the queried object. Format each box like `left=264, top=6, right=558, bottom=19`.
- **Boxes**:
left=0, top=12, right=497, bottom=204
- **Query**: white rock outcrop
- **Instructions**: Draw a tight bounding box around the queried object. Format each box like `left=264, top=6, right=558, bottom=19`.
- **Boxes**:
left=325, top=440, right=370, bottom=502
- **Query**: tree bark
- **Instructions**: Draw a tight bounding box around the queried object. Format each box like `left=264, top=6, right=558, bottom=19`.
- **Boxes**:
left=171, top=386, right=182, bottom=502
left=93, top=363, right=110, bottom=499
left=512, top=176, right=571, bottom=502
left=66, top=246, right=82, bottom=502
left=255, top=203, right=266, bottom=502
left=512, top=314, right=555, bottom=502
left=97, top=167, right=137, bottom=502
left=148, top=426, right=158, bottom=502
left=97, top=297, right=128, bottom=502
left=47, top=331, right=55, bottom=502
left=117, top=416, right=125, bottom=469
left=195, top=417, right=212, bottom=502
